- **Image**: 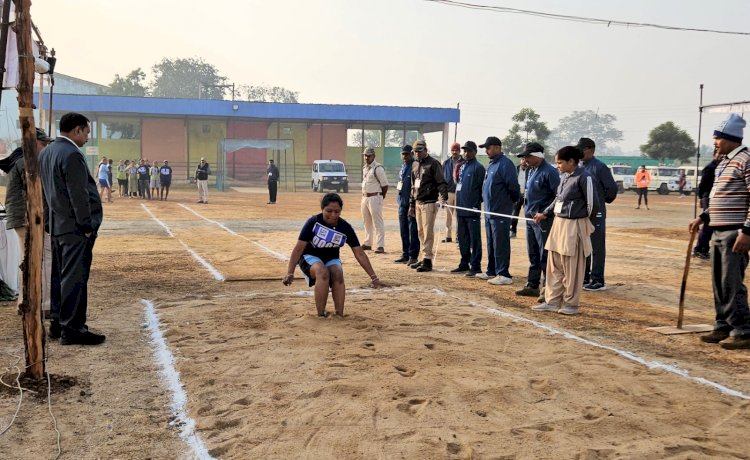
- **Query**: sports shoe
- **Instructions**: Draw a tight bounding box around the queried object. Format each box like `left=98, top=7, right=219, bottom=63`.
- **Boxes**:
left=441, top=237, right=453, bottom=243
left=583, top=281, right=606, bottom=291
left=515, top=285, right=540, bottom=297
left=720, top=334, right=750, bottom=350
left=475, top=273, right=491, bottom=280
left=450, top=266, right=469, bottom=274
left=374, top=247, right=385, bottom=254
left=558, top=305, right=580, bottom=316
left=60, top=330, right=106, bottom=346
left=488, top=275, right=513, bottom=285
left=416, top=259, right=433, bottom=272
left=394, top=256, right=409, bottom=263
left=361, top=245, right=372, bottom=251
left=531, top=303, right=558, bottom=312
left=700, top=329, right=731, bottom=344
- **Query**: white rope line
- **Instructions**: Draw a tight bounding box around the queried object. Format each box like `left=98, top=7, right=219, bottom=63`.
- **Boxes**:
left=142, top=300, right=215, bottom=460
left=441, top=203, right=534, bottom=222
left=141, top=204, right=225, bottom=281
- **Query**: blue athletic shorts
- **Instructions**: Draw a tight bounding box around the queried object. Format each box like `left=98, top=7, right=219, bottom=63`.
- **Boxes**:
left=299, top=255, right=342, bottom=287
left=99, top=179, right=109, bottom=188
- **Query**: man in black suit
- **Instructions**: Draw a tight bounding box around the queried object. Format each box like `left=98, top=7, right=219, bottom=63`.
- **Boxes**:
left=39, top=113, right=105, bottom=345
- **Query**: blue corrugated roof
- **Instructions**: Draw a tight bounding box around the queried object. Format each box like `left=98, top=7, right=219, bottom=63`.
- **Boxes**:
left=39, top=94, right=460, bottom=124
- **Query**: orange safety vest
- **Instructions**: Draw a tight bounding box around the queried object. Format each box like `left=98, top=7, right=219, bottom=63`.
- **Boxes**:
left=634, top=170, right=651, bottom=188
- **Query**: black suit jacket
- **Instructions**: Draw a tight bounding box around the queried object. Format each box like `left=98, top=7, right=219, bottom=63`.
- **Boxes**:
left=39, top=137, right=103, bottom=236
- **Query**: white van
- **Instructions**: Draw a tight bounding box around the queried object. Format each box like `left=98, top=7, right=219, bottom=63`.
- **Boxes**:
left=609, top=164, right=634, bottom=193
left=311, top=160, right=348, bottom=193
left=645, top=165, right=693, bottom=195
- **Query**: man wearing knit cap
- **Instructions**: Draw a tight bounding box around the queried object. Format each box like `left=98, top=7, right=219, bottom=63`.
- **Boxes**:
left=394, top=145, right=419, bottom=264
left=690, top=113, right=750, bottom=350
left=578, top=137, right=618, bottom=291
left=514, top=142, right=560, bottom=299
left=441, top=142, right=462, bottom=243
left=361, top=147, right=389, bottom=253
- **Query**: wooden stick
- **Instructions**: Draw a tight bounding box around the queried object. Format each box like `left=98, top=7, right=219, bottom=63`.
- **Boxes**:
left=677, top=230, right=698, bottom=329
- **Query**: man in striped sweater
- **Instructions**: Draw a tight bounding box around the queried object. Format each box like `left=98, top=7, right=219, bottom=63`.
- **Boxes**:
left=690, top=113, right=750, bottom=350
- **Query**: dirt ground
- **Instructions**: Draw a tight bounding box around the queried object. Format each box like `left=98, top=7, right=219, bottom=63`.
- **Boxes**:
left=0, top=184, right=749, bottom=459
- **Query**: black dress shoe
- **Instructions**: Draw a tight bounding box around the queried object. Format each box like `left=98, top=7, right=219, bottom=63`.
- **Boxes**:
left=361, top=245, right=372, bottom=251
left=416, top=259, right=433, bottom=272
left=407, top=258, right=418, bottom=266
left=450, top=266, right=469, bottom=273
left=48, top=320, right=61, bottom=339
left=441, top=237, right=452, bottom=243
left=409, top=260, right=423, bottom=269
left=394, top=256, right=409, bottom=263
left=60, top=330, right=106, bottom=346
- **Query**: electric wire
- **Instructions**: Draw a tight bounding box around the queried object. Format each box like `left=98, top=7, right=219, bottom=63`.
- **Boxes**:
left=423, top=0, right=750, bottom=36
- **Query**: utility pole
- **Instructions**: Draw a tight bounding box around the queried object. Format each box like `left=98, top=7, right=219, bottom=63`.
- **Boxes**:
left=16, top=0, right=45, bottom=379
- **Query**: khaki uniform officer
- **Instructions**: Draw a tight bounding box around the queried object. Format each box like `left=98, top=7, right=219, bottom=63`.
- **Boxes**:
left=361, top=148, right=389, bottom=253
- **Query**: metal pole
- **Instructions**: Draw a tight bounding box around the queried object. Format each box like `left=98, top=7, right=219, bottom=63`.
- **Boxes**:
left=454, top=102, right=459, bottom=143
left=694, top=84, right=704, bottom=218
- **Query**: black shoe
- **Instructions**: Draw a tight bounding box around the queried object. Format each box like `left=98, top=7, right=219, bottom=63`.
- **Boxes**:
left=583, top=281, right=606, bottom=291
left=701, top=329, right=731, bottom=344
left=394, top=256, right=409, bottom=263
left=720, top=334, right=750, bottom=350
left=48, top=320, right=61, bottom=339
left=515, top=285, right=540, bottom=297
left=406, top=258, right=418, bottom=266
left=409, top=259, right=423, bottom=269
left=465, top=271, right=478, bottom=277
left=441, top=237, right=452, bottom=243
left=361, top=245, right=372, bottom=251
left=416, top=260, right=433, bottom=272
left=374, top=247, right=385, bottom=254
left=693, top=251, right=710, bottom=260
left=60, top=330, right=106, bottom=346
left=450, top=266, right=469, bottom=273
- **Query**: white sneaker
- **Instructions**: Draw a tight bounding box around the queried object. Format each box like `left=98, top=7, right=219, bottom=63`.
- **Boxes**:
left=488, top=275, right=512, bottom=285
left=558, top=305, right=580, bottom=316
left=531, top=303, right=558, bottom=312
left=475, top=273, right=491, bottom=280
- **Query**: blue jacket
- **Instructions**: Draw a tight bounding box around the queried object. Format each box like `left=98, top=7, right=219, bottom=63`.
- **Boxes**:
left=397, top=158, right=415, bottom=208
left=455, top=158, right=485, bottom=217
left=443, top=157, right=459, bottom=193
left=482, top=153, right=520, bottom=217
left=524, top=160, right=560, bottom=216
left=581, top=156, right=617, bottom=217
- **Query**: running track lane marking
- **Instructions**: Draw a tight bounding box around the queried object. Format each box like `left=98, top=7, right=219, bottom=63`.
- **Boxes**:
left=177, top=204, right=290, bottom=261
left=141, top=204, right=225, bottom=281
left=142, top=300, right=215, bottom=460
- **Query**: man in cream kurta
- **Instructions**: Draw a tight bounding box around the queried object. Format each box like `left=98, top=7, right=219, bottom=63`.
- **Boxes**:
left=361, top=148, right=389, bottom=253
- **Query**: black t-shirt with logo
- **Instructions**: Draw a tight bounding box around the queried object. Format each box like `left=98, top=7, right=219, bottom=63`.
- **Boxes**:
left=298, top=214, right=360, bottom=263
left=137, top=165, right=150, bottom=181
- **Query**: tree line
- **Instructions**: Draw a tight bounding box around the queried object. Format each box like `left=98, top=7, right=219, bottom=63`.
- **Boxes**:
left=500, top=107, right=701, bottom=163
left=103, top=57, right=299, bottom=103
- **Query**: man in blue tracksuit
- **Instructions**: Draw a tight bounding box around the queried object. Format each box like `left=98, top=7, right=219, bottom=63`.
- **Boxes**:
left=514, top=142, right=560, bottom=298
left=450, top=141, right=485, bottom=276
left=577, top=137, right=618, bottom=291
left=394, top=145, right=420, bottom=265
left=479, top=136, right=520, bottom=285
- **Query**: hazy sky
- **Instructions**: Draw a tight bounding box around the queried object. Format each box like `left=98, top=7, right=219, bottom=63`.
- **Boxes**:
left=31, top=0, right=750, bottom=154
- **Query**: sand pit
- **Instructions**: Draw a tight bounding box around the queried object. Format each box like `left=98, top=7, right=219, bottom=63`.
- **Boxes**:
left=1, top=187, right=749, bottom=458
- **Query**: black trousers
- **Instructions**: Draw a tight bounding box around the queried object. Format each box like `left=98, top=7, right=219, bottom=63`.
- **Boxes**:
left=268, top=180, right=278, bottom=203
left=50, top=232, right=96, bottom=333
left=511, top=195, right=525, bottom=233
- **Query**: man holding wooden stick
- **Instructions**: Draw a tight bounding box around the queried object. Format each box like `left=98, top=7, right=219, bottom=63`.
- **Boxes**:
left=689, top=113, right=750, bottom=350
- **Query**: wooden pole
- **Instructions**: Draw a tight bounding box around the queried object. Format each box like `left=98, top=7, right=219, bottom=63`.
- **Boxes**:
left=16, top=0, right=45, bottom=379
left=677, top=230, right=698, bottom=329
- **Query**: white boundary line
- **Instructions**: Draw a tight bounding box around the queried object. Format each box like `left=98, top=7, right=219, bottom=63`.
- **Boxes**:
left=141, top=204, right=225, bottom=281
left=178, top=203, right=239, bottom=236
left=142, top=300, right=215, bottom=460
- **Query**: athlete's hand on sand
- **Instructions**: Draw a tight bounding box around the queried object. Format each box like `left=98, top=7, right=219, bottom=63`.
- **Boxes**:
left=371, top=279, right=388, bottom=289
left=282, top=274, right=294, bottom=286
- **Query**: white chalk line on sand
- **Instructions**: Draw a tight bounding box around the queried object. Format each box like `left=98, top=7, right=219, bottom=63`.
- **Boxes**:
left=177, top=203, right=291, bottom=261
left=142, top=300, right=215, bottom=460
left=141, top=204, right=225, bottom=281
